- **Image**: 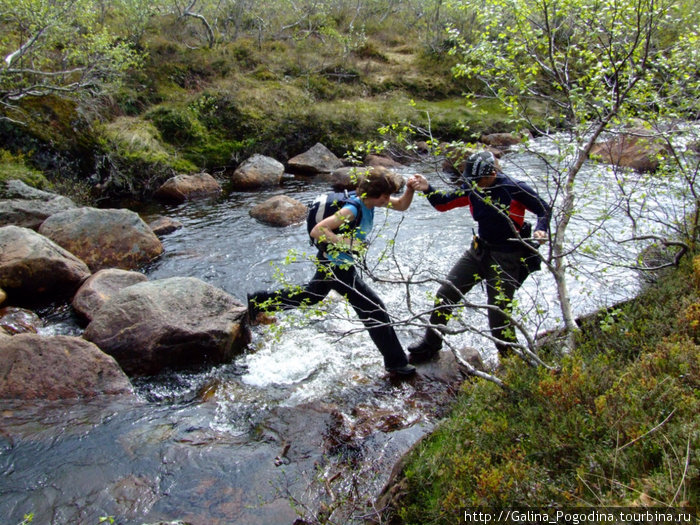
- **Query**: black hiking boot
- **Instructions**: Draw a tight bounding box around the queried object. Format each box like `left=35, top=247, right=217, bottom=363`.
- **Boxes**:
left=386, top=363, right=417, bottom=377
left=408, top=339, right=441, bottom=364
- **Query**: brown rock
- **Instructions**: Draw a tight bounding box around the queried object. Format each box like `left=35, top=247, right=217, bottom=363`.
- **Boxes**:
left=38, top=207, right=163, bottom=272
left=365, top=154, right=402, bottom=168
left=154, top=173, right=222, bottom=203
left=148, top=216, right=184, bottom=237
left=287, top=143, right=343, bottom=175
left=83, top=277, right=250, bottom=376
left=480, top=132, right=524, bottom=148
left=590, top=128, right=672, bottom=172
left=0, top=334, right=134, bottom=400
left=414, top=141, right=430, bottom=154
left=230, top=154, right=284, bottom=190
left=318, top=166, right=365, bottom=191
left=250, top=196, right=308, bottom=227
left=0, top=225, right=91, bottom=304
left=72, top=269, right=148, bottom=321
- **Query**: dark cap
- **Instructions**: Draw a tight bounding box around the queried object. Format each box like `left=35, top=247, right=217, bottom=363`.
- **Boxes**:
left=463, top=151, right=496, bottom=182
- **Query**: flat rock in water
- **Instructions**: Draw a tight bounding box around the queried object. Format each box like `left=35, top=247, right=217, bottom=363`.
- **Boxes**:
left=0, top=334, right=134, bottom=400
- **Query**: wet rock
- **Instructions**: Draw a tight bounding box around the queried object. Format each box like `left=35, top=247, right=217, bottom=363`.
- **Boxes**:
left=0, top=307, right=43, bottom=335
left=107, top=475, right=160, bottom=519
left=0, top=334, right=134, bottom=400
left=72, top=268, right=148, bottom=321
left=250, top=195, right=307, bottom=227
left=154, top=173, right=222, bottom=203
left=230, top=154, right=284, bottom=190
left=414, top=141, right=430, bottom=154
left=287, top=143, right=343, bottom=175
left=480, top=132, right=525, bottom=148
left=412, top=348, right=470, bottom=384
left=0, top=225, right=91, bottom=305
left=38, top=207, right=163, bottom=272
left=0, top=179, right=77, bottom=230
left=0, top=287, right=5, bottom=306
left=148, top=216, right=184, bottom=237
left=590, top=128, right=672, bottom=173
left=365, top=154, right=402, bottom=168
left=318, top=166, right=364, bottom=191
left=83, top=277, right=250, bottom=376
left=455, top=346, right=487, bottom=372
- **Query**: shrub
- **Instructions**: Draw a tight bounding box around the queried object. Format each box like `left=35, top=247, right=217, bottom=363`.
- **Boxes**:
left=146, top=106, right=205, bottom=146
left=394, top=256, right=700, bottom=523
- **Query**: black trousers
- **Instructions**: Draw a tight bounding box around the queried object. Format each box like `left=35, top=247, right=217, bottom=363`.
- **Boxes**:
left=250, top=259, right=408, bottom=369
left=426, top=243, right=526, bottom=356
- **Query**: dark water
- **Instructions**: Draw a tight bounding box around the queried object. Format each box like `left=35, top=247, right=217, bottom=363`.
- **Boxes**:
left=2, top=138, right=675, bottom=524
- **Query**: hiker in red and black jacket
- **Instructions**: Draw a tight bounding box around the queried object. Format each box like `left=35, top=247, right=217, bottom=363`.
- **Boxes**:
left=406, top=150, right=551, bottom=362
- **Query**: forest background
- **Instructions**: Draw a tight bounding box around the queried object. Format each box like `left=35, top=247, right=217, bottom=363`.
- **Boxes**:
left=1, top=0, right=699, bottom=522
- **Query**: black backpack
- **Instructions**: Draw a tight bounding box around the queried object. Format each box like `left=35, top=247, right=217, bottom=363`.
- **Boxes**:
left=306, top=190, right=362, bottom=246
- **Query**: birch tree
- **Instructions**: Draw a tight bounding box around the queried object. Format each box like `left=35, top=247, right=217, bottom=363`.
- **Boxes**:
left=1, top=0, right=142, bottom=123
left=448, top=0, right=700, bottom=351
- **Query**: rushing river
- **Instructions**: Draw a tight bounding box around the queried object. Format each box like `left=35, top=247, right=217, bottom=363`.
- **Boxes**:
left=0, top=132, right=688, bottom=524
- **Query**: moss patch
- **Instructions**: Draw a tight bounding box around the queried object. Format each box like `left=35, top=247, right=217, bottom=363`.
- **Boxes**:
left=393, top=256, right=700, bottom=521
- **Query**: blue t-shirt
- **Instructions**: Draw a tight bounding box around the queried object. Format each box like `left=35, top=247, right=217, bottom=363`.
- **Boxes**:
left=326, top=196, right=374, bottom=266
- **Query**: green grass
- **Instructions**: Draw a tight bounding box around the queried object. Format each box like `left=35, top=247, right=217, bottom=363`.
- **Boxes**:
left=393, top=256, right=700, bottom=523
left=0, top=150, right=49, bottom=188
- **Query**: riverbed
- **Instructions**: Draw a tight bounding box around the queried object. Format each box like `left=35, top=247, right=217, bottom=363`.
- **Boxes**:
left=1, top=134, right=681, bottom=524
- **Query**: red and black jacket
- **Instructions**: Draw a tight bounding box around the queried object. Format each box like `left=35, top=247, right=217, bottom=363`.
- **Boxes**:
left=425, top=173, right=551, bottom=246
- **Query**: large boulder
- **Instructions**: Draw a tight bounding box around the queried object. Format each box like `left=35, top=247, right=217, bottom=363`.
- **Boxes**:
left=0, top=225, right=91, bottom=304
left=590, top=128, right=672, bottom=172
left=0, top=179, right=77, bottom=230
left=250, top=195, right=308, bottom=227
left=83, top=277, right=250, bottom=376
left=230, top=154, right=285, bottom=190
left=38, top=207, right=163, bottom=272
left=72, top=269, right=148, bottom=321
left=154, top=172, right=222, bottom=203
left=0, top=334, right=134, bottom=400
left=287, top=143, right=343, bottom=175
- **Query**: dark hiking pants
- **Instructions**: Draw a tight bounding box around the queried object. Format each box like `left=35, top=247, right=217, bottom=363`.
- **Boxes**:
left=424, top=243, right=526, bottom=356
left=250, top=261, right=408, bottom=369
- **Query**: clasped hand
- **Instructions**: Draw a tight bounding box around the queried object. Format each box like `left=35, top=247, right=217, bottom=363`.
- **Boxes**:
left=407, top=174, right=429, bottom=192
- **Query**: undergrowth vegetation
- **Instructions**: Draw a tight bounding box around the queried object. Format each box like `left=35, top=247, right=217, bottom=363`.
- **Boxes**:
left=0, top=1, right=506, bottom=201
left=393, top=256, right=700, bottom=521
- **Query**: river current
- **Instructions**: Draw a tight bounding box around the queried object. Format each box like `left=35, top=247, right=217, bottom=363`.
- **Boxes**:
left=1, top=132, right=688, bottom=524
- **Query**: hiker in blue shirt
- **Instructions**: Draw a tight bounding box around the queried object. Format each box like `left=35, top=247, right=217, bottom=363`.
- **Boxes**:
left=248, top=167, right=421, bottom=377
left=406, top=150, right=551, bottom=363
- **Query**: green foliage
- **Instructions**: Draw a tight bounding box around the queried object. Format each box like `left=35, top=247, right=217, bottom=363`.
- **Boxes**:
left=147, top=106, right=205, bottom=147
left=395, top=257, right=700, bottom=521
left=450, top=0, right=700, bottom=128
left=0, top=0, right=142, bottom=119
left=0, top=150, right=48, bottom=188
